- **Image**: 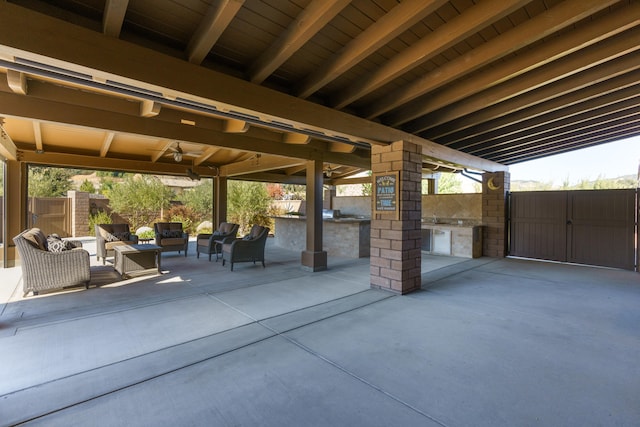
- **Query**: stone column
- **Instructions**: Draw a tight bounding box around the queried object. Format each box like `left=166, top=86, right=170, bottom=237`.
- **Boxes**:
left=482, top=171, right=510, bottom=257
left=370, top=140, right=422, bottom=294
left=68, top=191, right=89, bottom=237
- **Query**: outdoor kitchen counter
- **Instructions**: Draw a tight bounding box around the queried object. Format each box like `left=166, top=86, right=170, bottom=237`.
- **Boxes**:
left=272, top=215, right=370, bottom=258
left=421, top=221, right=484, bottom=258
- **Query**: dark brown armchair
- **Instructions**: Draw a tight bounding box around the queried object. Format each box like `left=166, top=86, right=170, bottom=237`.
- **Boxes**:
left=95, top=223, right=139, bottom=265
left=221, top=224, right=269, bottom=271
left=196, top=222, right=239, bottom=261
left=154, top=222, right=189, bottom=256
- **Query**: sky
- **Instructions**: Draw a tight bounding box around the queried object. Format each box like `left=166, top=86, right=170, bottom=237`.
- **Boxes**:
left=506, top=135, right=640, bottom=185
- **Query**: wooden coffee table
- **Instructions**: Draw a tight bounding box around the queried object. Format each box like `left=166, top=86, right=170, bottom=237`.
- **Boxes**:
left=113, top=244, right=162, bottom=279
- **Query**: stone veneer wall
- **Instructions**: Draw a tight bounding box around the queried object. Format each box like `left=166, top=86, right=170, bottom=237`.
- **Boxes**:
left=482, top=172, right=510, bottom=257
left=332, top=196, right=371, bottom=217
left=67, top=191, right=89, bottom=238
left=370, top=140, right=422, bottom=294
left=421, top=193, right=482, bottom=222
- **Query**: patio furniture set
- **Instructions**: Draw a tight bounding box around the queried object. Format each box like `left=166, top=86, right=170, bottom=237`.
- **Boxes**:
left=13, top=221, right=269, bottom=297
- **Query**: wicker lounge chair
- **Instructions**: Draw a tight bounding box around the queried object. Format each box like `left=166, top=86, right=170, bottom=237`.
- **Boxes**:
left=196, top=222, right=239, bottom=261
left=221, top=225, right=269, bottom=271
left=154, top=222, right=189, bottom=256
left=13, top=228, right=91, bottom=296
left=95, top=223, right=139, bottom=265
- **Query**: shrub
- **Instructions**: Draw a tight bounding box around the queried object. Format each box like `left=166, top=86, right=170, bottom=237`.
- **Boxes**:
left=88, top=210, right=112, bottom=236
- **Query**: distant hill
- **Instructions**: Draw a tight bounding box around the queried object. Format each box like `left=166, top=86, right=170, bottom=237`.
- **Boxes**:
left=511, top=174, right=637, bottom=191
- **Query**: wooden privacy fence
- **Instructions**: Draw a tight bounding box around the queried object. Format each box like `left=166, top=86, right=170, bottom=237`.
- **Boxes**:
left=28, top=197, right=71, bottom=237
left=509, top=189, right=638, bottom=271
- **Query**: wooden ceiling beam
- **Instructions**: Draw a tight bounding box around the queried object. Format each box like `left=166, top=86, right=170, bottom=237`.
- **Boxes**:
left=0, top=90, right=371, bottom=169
left=491, top=121, right=640, bottom=164
left=249, top=0, right=350, bottom=84
left=0, top=2, right=506, bottom=172
left=32, top=121, right=43, bottom=152
left=282, top=132, right=310, bottom=144
left=7, top=69, right=27, bottom=94
left=332, top=0, right=529, bottom=110
left=187, top=0, right=244, bottom=65
left=296, top=0, right=448, bottom=99
left=369, top=0, right=619, bottom=123
left=449, top=86, right=640, bottom=151
left=0, top=118, right=17, bottom=160
left=387, top=3, right=640, bottom=126
left=411, top=39, right=640, bottom=137
left=140, top=100, right=161, bottom=117
left=422, top=57, right=640, bottom=141
left=19, top=149, right=214, bottom=177
left=103, top=0, right=129, bottom=37
left=194, top=146, right=220, bottom=166
left=221, top=156, right=306, bottom=177
left=222, top=119, right=249, bottom=133
left=438, top=74, right=640, bottom=146
left=472, top=106, right=640, bottom=158
left=99, top=131, right=115, bottom=157
left=151, top=140, right=174, bottom=163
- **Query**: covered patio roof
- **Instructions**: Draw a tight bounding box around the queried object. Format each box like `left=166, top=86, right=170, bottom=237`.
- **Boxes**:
left=1, top=0, right=637, bottom=180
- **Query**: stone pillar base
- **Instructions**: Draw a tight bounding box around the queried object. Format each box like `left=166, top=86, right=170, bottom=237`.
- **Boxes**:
left=301, top=250, right=327, bottom=272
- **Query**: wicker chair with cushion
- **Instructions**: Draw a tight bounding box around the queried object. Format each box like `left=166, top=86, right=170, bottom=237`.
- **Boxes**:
left=13, top=228, right=91, bottom=296
left=154, top=222, right=189, bottom=256
left=196, top=222, right=239, bottom=261
left=95, top=223, right=139, bottom=265
left=221, top=224, right=270, bottom=271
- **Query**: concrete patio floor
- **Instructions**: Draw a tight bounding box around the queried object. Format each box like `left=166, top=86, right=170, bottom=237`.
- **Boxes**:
left=0, top=239, right=638, bottom=426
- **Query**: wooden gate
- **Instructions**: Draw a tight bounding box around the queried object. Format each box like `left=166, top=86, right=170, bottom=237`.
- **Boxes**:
left=509, top=189, right=637, bottom=271
left=28, top=197, right=71, bottom=237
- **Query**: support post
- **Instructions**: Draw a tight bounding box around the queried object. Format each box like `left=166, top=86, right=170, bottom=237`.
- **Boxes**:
left=301, top=159, right=327, bottom=271
left=213, top=176, right=227, bottom=227
left=482, top=171, right=510, bottom=257
left=370, top=140, right=422, bottom=294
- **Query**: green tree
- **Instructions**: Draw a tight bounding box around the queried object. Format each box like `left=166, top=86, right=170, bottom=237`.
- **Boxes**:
left=108, top=175, right=174, bottom=231
left=227, top=181, right=273, bottom=235
left=79, top=179, right=96, bottom=193
left=437, top=173, right=463, bottom=194
left=28, top=166, right=74, bottom=197
left=180, top=179, right=213, bottom=223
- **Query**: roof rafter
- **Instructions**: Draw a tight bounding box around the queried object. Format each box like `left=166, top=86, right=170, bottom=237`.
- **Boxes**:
left=102, top=0, right=129, bottom=37
left=296, top=0, right=448, bottom=99
left=411, top=28, right=640, bottom=133
left=385, top=1, right=640, bottom=126
left=332, top=0, right=530, bottom=110
left=187, top=0, right=245, bottom=65
left=249, top=0, right=350, bottom=84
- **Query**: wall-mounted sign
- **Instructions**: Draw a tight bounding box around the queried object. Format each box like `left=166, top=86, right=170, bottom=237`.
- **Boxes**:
left=374, top=172, right=399, bottom=218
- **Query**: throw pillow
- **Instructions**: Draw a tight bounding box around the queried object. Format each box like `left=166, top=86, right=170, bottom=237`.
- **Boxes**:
left=112, top=231, right=130, bottom=241
left=162, top=230, right=183, bottom=238
left=242, top=234, right=253, bottom=241
left=46, top=235, right=74, bottom=252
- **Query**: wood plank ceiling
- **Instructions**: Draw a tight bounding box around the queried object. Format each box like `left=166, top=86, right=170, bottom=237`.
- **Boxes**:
left=0, top=0, right=638, bottom=181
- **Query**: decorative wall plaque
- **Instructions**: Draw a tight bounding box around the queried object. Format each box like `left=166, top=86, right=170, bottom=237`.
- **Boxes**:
left=374, top=172, right=400, bottom=219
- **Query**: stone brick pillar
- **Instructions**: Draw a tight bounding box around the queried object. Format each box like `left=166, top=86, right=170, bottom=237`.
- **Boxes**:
left=370, top=140, right=422, bottom=294
left=482, top=171, right=510, bottom=257
left=68, top=191, right=90, bottom=237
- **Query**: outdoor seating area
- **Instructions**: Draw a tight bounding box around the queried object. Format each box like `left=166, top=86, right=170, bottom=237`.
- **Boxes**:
left=221, top=224, right=270, bottom=271
left=1, top=241, right=638, bottom=426
left=196, top=222, right=239, bottom=261
left=154, top=222, right=189, bottom=256
left=12, top=228, right=91, bottom=296
left=95, top=223, right=139, bottom=265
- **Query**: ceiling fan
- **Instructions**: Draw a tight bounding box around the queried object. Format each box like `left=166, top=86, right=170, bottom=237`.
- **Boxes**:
left=164, top=142, right=203, bottom=162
